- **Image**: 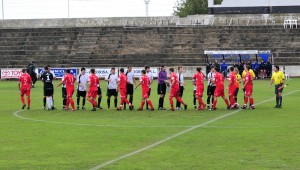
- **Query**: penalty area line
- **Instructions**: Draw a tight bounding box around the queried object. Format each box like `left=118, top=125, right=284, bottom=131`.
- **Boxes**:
left=89, top=90, right=300, bottom=170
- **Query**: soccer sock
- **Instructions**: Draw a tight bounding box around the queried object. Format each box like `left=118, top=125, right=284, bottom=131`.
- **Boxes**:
left=230, top=96, right=235, bottom=106
left=66, top=99, right=70, bottom=109
left=69, top=99, right=75, bottom=110
left=224, top=98, right=230, bottom=107
left=244, top=97, right=248, bottom=105
left=114, top=98, right=117, bottom=108
left=82, top=98, right=86, bottom=106
left=158, top=97, right=162, bottom=108
left=176, top=97, right=186, bottom=106
left=47, top=97, right=51, bottom=109
left=162, top=96, right=165, bottom=108
left=77, top=97, right=80, bottom=106
left=169, top=97, right=174, bottom=108
left=276, top=96, right=279, bottom=106
left=129, top=95, right=133, bottom=105
left=140, top=100, right=145, bottom=109
left=27, top=97, right=31, bottom=108
left=107, top=98, right=110, bottom=108
left=52, top=97, right=54, bottom=106
left=21, top=96, right=25, bottom=105
left=63, top=98, right=66, bottom=107
left=43, top=97, right=46, bottom=107
left=147, top=99, right=154, bottom=109
left=212, top=99, right=217, bottom=109
left=279, top=96, right=282, bottom=106
left=193, top=97, right=196, bottom=106
left=207, top=96, right=211, bottom=105
left=250, top=98, right=254, bottom=106
left=146, top=100, right=149, bottom=109
left=211, top=96, right=215, bottom=105
left=97, top=96, right=102, bottom=107
left=123, top=98, right=131, bottom=105
left=234, top=96, right=238, bottom=103
left=176, top=100, right=180, bottom=108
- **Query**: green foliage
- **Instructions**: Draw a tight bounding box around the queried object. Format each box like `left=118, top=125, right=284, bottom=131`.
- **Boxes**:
left=174, top=0, right=223, bottom=17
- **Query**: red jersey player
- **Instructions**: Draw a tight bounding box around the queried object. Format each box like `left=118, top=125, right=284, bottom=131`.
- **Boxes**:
left=227, top=67, right=237, bottom=109
left=87, top=68, right=99, bottom=111
left=135, top=70, right=154, bottom=111
left=242, top=65, right=255, bottom=109
left=18, top=68, right=32, bottom=109
left=211, top=67, right=230, bottom=110
left=192, top=67, right=206, bottom=110
left=57, top=69, right=76, bottom=111
left=168, top=68, right=187, bottom=111
left=117, top=68, right=134, bottom=110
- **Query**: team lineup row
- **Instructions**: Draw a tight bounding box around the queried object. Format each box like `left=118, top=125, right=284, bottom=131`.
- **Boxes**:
left=18, top=64, right=285, bottom=111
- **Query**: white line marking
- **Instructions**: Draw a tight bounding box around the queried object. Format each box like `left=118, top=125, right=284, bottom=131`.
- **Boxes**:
left=89, top=90, right=300, bottom=170
left=13, top=112, right=194, bottom=128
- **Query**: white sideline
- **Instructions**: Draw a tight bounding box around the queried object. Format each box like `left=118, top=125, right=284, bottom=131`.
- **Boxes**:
left=89, top=90, right=300, bottom=170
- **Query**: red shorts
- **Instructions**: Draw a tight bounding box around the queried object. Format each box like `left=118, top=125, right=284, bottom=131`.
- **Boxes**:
left=214, top=87, right=224, bottom=97
left=228, top=86, right=237, bottom=96
left=169, top=88, right=179, bottom=98
left=142, top=88, right=149, bottom=98
left=120, top=88, right=127, bottom=98
left=244, top=86, right=253, bottom=96
left=20, top=88, right=31, bottom=97
left=66, top=88, right=74, bottom=98
left=195, top=86, right=204, bottom=97
left=87, top=88, right=98, bottom=99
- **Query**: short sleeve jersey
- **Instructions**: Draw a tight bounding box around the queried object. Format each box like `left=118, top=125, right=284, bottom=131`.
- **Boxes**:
left=271, top=71, right=285, bottom=85
left=228, top=72, right=237, bottom=88
left=140, top=75, right=150, bottom=89
left=88, top=74, right=99, bottom=90
left=146, top=72, right=153, bottom=87
left=243, top=72, right=253, bottom=87
left=106, top=73, right=118, bottom=89
left=19, top=73, right=32, bottom=89
left=118, top=73, right=127, bottom=89
left=192, top=72, right=204, bottom=87
left=126, top=71, right=134, bottom=84
left=41, top=72, right=54, bottom=86
left=170, top=73, right=179, bottom=90
left=62, top=73, right=75, bottom=90
left=214, top=72, right=225, bottom=88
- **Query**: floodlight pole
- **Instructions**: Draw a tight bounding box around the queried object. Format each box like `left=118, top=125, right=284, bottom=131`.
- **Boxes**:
left=144, top=0, right=150, bottom=17
left=2, top=0, right=4, bottom=20
left=67, top=0, right=70, bottom=18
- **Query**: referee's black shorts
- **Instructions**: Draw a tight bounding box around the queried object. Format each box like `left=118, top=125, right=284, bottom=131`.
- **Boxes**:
left=126, top=84, right=134, bottom=95
left=157, top=83, right=166, bottom=95
left=275, top=83, right=284, bottom=94
left=207, top=85, right=216, bottom=96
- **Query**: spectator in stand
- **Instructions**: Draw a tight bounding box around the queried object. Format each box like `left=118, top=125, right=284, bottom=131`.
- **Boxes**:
left=220, top=59, right=228, bottom=78
left=251, top=61, right=260, bottom=79
left=239, top=60, right=245, bottom=75
left=206, top=61, right=213, bottom=76
left=214, top=60, right=220, bottom=71
left=266, top=58, right=272, bottom=78
left=233, top=62, right=239, bottom=69
left=259, top=59, right=267, bottom=79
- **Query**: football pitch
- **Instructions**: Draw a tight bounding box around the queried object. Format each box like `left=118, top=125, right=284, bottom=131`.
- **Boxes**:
left=1, top=78, right=300, bottom=169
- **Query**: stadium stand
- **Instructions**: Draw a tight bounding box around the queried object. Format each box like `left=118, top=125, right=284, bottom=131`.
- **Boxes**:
left=0, top=15, right=300, bottom=68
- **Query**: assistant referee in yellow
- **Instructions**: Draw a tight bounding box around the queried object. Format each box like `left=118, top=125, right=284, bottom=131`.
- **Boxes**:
left=269, top=65, right=285, bottom=108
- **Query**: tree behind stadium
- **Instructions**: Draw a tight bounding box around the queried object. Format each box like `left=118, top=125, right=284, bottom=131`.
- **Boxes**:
left=174, top=0, right=223, bottom=17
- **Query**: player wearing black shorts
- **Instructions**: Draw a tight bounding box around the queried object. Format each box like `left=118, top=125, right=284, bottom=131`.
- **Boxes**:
left=105, top=68, right=118, bottom=110
left=157, top=65, right=167, bottom=110
left=41, top=66, right=55, bottom=110
left=206, top=68, right=216, bottom=110
left=76, top=67, right=88, bottom=110
left=124, top=66, right=136, bottom=110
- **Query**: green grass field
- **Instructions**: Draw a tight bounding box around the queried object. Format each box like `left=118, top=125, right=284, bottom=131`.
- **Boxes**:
left=1, top=78, right=300, bottom=170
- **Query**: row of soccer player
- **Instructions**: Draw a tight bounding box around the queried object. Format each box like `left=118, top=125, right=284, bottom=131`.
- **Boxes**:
left=18, top=64, right=285, bottom=111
